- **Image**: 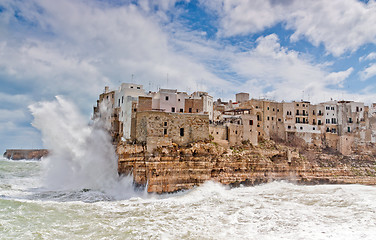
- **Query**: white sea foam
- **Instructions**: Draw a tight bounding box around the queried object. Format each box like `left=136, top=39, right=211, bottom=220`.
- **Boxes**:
left=28, top=96, right=141, bottom=200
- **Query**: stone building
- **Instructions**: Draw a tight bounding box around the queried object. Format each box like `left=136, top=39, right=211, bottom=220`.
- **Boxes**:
left=93, top=86, right=121, bottom=143
left=134, top=111, right=209, bottom=151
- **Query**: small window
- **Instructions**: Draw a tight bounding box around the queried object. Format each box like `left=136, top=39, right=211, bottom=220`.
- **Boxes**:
left=267, top=107, right=270, bottom=110
left=165, top=96, right=169, bottom=101
left=164, top=129, right=167, bottom=135
left=288, top=126, right=291, bottom=129
left=272, top=117, right=274, bottom=120
left=122, top=96, right=124, bottom=103
left=172, top=107, right=175, bottom=112
left=189, top=108, right=192, bottom=113
left=178, top=99, right=181, bottom=102
left=235, top=130, right=238, bottom=134
left=313, top=127, right=315, bottom=130
left=180, top=128, right=184, bottom=136
left=137, top=87, right=140, bottom=89
left=300, top=127, right=303, bottom=130
left=267, top=116, right=270, bottom=120
left=297, top=104, right=299, bottom=106
left=348, top=127, right=351, bottom=132
left=134, top=108, right=137, bottom=112
left=130, top=86, right=133, bottom=88
left=196, top=109, right=199, bottom=112
left=180, top=108, right=184, bottom=113
left=164, top=122, right=167, bottom=126
left=273, top=108, right=275, bottom=111
left=249, top=120, right=253, bottom=125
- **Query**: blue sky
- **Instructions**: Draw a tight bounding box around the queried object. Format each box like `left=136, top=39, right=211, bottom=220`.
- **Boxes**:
left=1, top=0, right=376, bottom=152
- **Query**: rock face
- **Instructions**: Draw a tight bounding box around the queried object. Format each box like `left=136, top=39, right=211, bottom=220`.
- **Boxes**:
left=3, top=149, right=49, bottom=160
left=117, top=141, right=376, bottom=193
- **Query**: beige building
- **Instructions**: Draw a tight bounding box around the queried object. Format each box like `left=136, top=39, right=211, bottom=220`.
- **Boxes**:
left=134, top=111, right=209, bottom=151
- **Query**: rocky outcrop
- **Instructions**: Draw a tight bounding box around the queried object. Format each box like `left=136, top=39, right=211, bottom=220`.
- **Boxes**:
left=3, top=149, right=49, bottom=160
left=117, top=141, right=376, bottom=193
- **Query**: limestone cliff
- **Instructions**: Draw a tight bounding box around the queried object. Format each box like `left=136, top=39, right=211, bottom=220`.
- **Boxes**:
left=117, top=141, right=376, bottom=193
left=3, top=149, right=49, bottom=160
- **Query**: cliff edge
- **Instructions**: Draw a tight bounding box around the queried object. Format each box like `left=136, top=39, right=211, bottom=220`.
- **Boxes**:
left=117, top=140, right=376, bottom=193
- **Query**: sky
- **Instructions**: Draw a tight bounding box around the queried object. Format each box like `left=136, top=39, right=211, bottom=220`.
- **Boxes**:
left=1, top=0, right=376, bottom=152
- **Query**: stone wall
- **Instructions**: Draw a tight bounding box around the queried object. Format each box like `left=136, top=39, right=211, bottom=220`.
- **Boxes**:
left=184, top=98, right=203, bottom=113
left=135, top=111, right=209, bottom=149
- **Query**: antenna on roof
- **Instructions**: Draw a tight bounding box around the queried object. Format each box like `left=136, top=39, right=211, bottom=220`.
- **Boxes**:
left=131, top=74, right=134, bottom=83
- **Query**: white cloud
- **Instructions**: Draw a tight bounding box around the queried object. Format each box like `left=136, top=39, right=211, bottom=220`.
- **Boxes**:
left=360, top=63, right=376, bottom=80
left=325, top=67, right=354, bottom=88
left=201, top=0, right=376, bottom=56
left=359, top=52, right=376, bottom=62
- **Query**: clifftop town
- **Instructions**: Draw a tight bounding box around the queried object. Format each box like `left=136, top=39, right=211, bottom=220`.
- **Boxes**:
left=94, top=83, right=376, bottom=193
left=94, top=83, right=376, bottom=156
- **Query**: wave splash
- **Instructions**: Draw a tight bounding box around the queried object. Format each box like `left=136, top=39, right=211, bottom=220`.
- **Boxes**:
left=29, top=96, right=139, bottom=200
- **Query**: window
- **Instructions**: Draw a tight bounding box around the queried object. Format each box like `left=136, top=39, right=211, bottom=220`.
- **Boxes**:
left=196, top=109, right=199, bottom=112
left=296, top=110, right=299, bottom=115
left=326, top=127, right=330, bottom=132
left=297, top=104, right=299, bottom=106
left=348, top=127, right=351, bottom=133
left=137, top=86, right=140, bottom=89
left=180, top=128, right=184, bottom=136
left=331, top=107, right=334, bottom=110
left=267, top=107, right=270, bottom=110
left=118, top=99, right=120, bottom=107
left=180, top=108, right=183, bottom=113
left=122, top=96, right=124, bottom=104
left=278, top=118, right=281, bottom=122
left=106, top=96, right=109, bottom=99
left=300, top=127, right=303, bottom=130
left=326, top=106, right=330, bottom=110
left=257, top=114, right=261, bottom=121
left=172, top=107, right=175, bottom=112
left=165, top=96, right=169, bottom=101
left=303, top=104, right=305, bottom=107
left=133, top=108, right=137, bottom=112
left=178, top=99, right=181, bottom=102
left=164, top=122, right=167, bottom=126
left=249, top=120, right=253, bottom=125
left=272, top=117, right=274, bottom=120
left=189, top=108, right=192, bottom=113
left=356, top=106, right=359, bottom=112
left=267, top=116, right=270, bottom=120
left=288, top=125, right=291, bottom=129
left=326, top=119, right=330, bottom=124
left=130, top=86, right=133, bottom=88
left=164, top=129, right=167, bottom=135
left=332, top=118, right=337, bottom=124
left=273, top=108, right=275, bottom=111
left=331, top=128, right=336, bottom=133
left=349, top=118, right=353, bottom=123
left=318, top=120, right=322, bottom=125
left=296, top=117, right=300, bottom=123
left=313, top=127, right=316, bottom=130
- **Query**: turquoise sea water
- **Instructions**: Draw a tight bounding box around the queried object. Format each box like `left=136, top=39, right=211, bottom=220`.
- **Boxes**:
left=1, top=157, right=376, bottom=240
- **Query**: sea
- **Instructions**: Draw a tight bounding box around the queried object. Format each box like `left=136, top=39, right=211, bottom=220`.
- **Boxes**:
left=1, top=97, right=375, bottom=239
left=1, top=157, right=376, bottom=240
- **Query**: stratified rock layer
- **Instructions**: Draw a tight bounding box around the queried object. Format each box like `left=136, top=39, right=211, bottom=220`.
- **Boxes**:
left=3, top=149, right=49, bottom=160
left=117, top=141, right=376, bottom=193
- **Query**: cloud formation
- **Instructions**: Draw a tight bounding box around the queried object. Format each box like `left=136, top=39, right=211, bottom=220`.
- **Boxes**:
left=201, top=0, right=376, bottom=56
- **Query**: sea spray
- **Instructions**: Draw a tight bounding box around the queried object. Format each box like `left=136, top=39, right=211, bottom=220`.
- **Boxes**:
left=29, top=96, right=139, bottom=199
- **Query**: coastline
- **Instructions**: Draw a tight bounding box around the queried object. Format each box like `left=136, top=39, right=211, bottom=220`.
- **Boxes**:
left=117, top=140, right=376, bottom=193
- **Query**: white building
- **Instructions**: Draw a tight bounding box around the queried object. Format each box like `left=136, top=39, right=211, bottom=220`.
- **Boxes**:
left=115, top=83, right=146, bottom=139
